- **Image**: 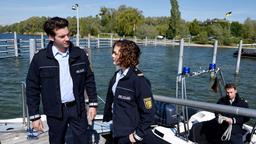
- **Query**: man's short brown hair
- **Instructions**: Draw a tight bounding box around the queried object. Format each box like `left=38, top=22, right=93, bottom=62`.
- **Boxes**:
left=225, top=83, right=237, bottom=90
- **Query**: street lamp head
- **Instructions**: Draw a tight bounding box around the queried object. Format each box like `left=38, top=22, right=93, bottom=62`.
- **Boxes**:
left=72, top=4, right=79, bottom=10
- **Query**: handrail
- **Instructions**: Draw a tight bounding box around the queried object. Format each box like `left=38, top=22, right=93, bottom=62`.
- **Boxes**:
left=154, top=95, right=256, bottom=118
left=21, top=81, right=30, bottom=128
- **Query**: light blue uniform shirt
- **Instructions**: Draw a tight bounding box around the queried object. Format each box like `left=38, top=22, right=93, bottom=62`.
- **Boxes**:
left=112, top=67, right=129, bottom=95
left=52, top=46, right=75, bottom=103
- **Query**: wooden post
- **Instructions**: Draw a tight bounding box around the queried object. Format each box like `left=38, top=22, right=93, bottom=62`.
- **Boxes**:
left=14, top=32, right=19, bottom=57
left=29, top=39, right=36, bottom=62
left=235, top=40, right=243, bottom=75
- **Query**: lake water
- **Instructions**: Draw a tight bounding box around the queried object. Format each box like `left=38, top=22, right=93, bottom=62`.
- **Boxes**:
left=0, top=34, right=255, bottom=121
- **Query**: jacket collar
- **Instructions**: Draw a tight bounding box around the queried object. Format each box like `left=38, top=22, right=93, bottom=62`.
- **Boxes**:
left=46, top=41, right=80, bottom=61
left=121, top=66, right=137, bottom=80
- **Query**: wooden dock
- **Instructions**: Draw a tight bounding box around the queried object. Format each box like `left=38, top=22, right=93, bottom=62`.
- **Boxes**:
left=0, top=129, right=107, bottom=144
left=0, top=115, right=110, bottom=144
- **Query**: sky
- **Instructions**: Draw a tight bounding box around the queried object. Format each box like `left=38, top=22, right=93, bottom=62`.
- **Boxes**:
left=0, top=0, right=256, bottom=25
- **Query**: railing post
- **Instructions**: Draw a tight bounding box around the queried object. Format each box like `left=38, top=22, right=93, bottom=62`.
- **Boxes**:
left=29, top=39, right=36, bottom=62
left=14, top=32, right=19, bottom=57
left=97, top=34, right=100, bottom=48
left=235, top=40, right=243, bottom=75
left=110, top=33, right=113, bottom=47
left=145, top=37, right=148, bottom=46
left=177, top=39, right=184, bottom=79
left=41, top=32, right=45, bottom=48
left=134, top=36, right=137, bottom=43
left=87, top=34, right=91, bottom=48
left=210, top=40, right=218, bottom=79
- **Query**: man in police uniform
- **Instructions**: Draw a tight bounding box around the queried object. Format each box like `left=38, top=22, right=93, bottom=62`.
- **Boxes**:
left=103, top=40, right=167, bottom=144
left=26, top=17, right=98, bottom=144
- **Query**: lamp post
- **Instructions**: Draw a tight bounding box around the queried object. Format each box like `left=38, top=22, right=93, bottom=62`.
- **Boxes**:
left=72, top=4, right=79, bottom=46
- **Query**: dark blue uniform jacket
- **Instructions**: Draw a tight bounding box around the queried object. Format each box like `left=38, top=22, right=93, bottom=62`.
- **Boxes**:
left=26, top=41, right=97, bottom=120
left=103, top=67, right=155, bottom=140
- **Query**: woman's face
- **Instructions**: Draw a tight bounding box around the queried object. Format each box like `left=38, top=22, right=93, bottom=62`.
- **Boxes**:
left=112, top=45, right=121, bottom=66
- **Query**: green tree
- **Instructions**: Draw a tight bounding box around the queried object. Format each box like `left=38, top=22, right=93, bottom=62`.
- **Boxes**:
left=136, top=24, right=158, bottom=39
left=98, top=7, right=115, bottom=33
left=230, top=21, right=243, bottom=37
left=194, top=30, right=208, bottom=44
left=166, top=0, right=181, bottom=39
left=242, top=18, right=256, bottom=43
left=82, top=16, right=101, bottom=36
left=189, top=19, right=201, bottom=36
left=114, top=5, right=144, bottom=36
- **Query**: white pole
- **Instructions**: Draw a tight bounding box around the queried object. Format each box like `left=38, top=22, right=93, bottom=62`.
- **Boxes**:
left=41, top=32, right=44, bottom=48
left=97, top=34, right=100, bottom=48
left=72, top=4, right=80, bottom=46
left=210, top=40, right=218, bottom=79
left=87, top=34, right=91, bottom=48
left=235, top=40, right=243, bottom=75
left=29, top=39, right=36, bottom=62
left=212, top=40, right=218, bottom=64
left=145, top=37, right=148, bottom=46
left=76, top=5, right=80, bottom=46
left=14, top=32, right=18, bottom=57
left=177, top=39, right=184, bottom=77
left=110, top=34, right=113, bottom=47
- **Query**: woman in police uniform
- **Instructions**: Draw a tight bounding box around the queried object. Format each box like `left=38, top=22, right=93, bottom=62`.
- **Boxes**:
left=103, top=40, right=166, bottom=144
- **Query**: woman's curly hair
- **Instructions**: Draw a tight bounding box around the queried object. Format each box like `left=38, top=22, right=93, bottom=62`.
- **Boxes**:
left=113, top=39, right=141, bottom=68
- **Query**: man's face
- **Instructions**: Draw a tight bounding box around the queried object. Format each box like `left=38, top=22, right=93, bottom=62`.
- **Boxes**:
left=49, top=27, right=70, bottom=50
left=226, top=87, right=237, bottom=100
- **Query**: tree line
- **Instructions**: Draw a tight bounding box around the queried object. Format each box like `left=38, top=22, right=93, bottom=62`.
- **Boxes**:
left=0, top=3, right=255, bottom=46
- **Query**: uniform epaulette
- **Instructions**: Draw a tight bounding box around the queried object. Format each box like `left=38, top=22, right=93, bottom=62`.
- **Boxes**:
left=134, top=68, right=144, bottom=77
left=137, top=73, right=144, bottom=76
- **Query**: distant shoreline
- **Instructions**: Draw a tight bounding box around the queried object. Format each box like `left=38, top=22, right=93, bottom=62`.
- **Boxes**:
left=187, top=43, right=237, bottom=49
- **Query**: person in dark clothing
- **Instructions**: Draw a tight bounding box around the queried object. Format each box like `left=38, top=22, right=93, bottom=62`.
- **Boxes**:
left=189, top=83, right=250, bottom=144
left=26, top=17, right=98, bottom=144
left=103, top=40, right=166, bottom=144
left=214, top=83, right=250, bottom=144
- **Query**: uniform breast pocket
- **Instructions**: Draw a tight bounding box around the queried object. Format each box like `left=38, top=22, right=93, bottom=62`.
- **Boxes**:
left=116, top=87, right=135, bottom=102
left=72, top=62, right=87, bottom=76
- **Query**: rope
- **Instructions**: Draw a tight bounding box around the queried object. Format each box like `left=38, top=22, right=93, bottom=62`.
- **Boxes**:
left=218, top=115, right=232, bottom=141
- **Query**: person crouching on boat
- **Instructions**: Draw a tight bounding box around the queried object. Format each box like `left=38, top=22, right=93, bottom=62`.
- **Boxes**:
left=103, top=40, right=166, bottom=144
left=215, top=83, right=250, bottom=144
left=189, top=83, right=250, bottom=144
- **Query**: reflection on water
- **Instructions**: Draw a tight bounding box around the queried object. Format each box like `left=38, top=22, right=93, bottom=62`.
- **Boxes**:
left=0, top=44, right=256, bottom=122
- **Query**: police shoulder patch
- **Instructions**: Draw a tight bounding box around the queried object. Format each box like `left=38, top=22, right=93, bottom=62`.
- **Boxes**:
left=143, top=97, right=152, bottom=109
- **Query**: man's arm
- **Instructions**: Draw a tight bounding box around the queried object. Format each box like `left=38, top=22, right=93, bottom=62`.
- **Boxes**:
left=84, top=54, right=98, bottom=119
left=26, top=55, right=42, bottom=121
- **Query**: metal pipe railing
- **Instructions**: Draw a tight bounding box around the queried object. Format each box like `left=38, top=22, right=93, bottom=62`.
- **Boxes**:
left=154, top=95, right=256, bottom=118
